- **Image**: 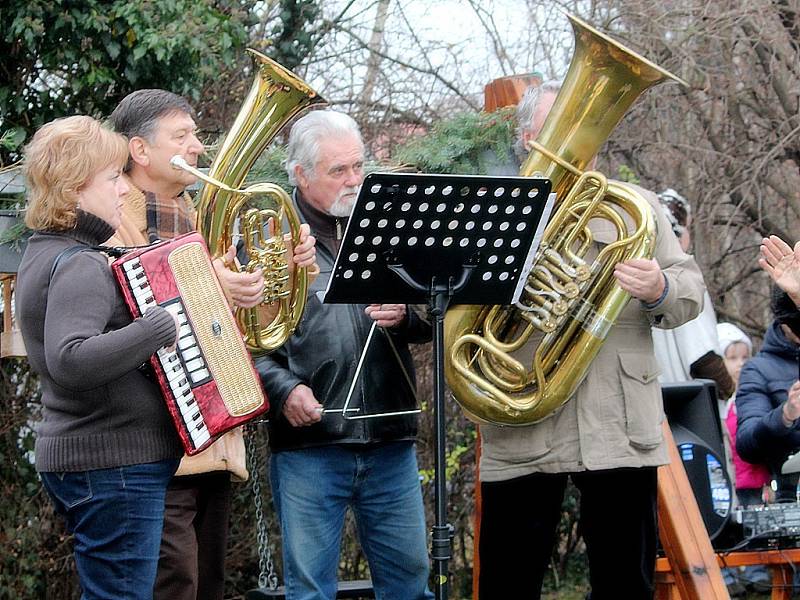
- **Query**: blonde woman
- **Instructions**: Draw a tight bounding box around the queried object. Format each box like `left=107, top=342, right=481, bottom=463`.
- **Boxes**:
left=15, top=116, right=181, bottom=599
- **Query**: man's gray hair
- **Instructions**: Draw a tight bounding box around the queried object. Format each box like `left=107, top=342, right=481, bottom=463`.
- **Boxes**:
left=285, top=110, right=364, bottom=186
left=109, top=89, right=196, bottom=172
left=513, top=80, right=562, bottom=162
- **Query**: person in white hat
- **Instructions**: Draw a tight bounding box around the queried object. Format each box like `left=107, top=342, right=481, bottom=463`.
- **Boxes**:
left=718, top=323, right=753, bottom=390
left=651, top=189, right=735, bottom=400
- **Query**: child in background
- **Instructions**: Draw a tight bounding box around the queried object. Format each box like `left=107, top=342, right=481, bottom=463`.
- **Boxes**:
left=718, top=322, right=771, bottom=594
left=719, top=323, right=771, bottom=506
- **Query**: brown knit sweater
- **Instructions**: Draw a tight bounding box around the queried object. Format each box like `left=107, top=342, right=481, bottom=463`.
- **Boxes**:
left=15, top=210, right=182, bottom=472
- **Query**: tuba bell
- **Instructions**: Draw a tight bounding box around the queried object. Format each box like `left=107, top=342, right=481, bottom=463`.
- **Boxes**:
left=173, top=49, right=325, bottom=354
left=444, top=14, right=686, bottom=425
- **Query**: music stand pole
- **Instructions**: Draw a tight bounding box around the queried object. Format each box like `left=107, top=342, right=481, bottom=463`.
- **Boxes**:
left=388, top=267, right=474, bottom=600
left=429, top=279, right=457, bottom=600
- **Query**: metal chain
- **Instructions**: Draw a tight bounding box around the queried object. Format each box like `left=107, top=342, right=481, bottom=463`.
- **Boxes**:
left=245, top=421, right=278, bottom=590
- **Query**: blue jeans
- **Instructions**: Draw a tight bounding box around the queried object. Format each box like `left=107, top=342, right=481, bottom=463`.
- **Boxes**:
left=41, top=459, right=179, bottom=600
left=270, top=441, right=433, bottom=600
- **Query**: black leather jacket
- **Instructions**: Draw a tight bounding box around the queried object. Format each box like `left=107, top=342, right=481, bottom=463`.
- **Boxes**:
left=255, top=193, right=432, bottom=452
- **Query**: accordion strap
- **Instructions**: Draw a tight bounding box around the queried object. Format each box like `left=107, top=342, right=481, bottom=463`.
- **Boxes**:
left=49, top=244, right=130, bottom=283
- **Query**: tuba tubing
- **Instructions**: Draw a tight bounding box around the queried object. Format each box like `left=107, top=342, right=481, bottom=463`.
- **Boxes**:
left=444, top=14, right=684, bottom=426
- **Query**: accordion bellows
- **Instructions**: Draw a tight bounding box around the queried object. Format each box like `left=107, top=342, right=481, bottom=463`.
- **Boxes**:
left=112, top=232, right=268, bottom=455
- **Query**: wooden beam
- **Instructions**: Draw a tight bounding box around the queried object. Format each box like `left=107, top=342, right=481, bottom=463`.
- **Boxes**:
left=657, top=422, right=730, bottom=599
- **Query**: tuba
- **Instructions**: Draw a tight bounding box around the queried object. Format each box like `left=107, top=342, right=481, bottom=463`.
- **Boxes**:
left=172, top=49, right=325, bottom=354
left=444, top=14, right=686, bottom=425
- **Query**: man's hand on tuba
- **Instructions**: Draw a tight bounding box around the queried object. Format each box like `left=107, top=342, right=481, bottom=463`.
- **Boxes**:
left=288, top=223, right=317, bottom=271
left=213, top=245, right=265, bottom=309
left=211, top=224, right=317, bottom=311
left=613, top=258, right=666, bottom=305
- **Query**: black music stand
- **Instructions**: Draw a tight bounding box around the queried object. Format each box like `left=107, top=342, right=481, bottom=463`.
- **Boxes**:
left=324, top=172, right=554, bottom=600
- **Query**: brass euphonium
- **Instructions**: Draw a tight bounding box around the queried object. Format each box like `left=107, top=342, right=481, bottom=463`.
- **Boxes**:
left=444, top=14, right=686, bottom=425
left=172, top=49, right=325, bottom=354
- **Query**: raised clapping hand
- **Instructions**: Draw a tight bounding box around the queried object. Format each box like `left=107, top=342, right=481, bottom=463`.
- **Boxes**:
left=613, top=258, right=666, bottom=305
left=282, top=383, right=323, bottom=427
left=759, top=235, right=800, bottom=306
left=365, top=304, right=407, bottom=328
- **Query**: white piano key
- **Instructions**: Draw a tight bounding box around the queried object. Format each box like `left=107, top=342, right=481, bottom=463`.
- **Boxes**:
left=159, top=358, right=185, bottom=383
left=132, top=286, right=153, bottom=302
left=163, top=303, right=182, bottom=319
left=191, top=424, right=211, bottom=448
left=122, top=259, right=141, bottom=273
left=189, top=368, right=210, bottom=383
left=178, top=336, right=195, bottom=351
left=156, top=348, right=177, bottom=363
left=178, top=324, right=192, bottom=337
left=181, top=347, right=201, bottom=361
left=139, top=294, right=156, bottom=309
left=168, top=366, right=187, bottom=384
left=128, top=269, right=147, bottom=282
left=177, top=393, right=195, bottom=410
left=169, top=376, right=189, bottom=395
left=184, top=357, right=205, bottom=372
left=160, top=357, right=180, bottom=371
left=178, top=402, right=197, bottom=428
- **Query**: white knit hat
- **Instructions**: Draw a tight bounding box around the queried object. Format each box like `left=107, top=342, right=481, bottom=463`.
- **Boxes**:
left=716, top=322, right=752, bottom=355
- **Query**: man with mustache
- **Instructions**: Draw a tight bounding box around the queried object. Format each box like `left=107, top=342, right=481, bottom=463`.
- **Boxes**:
left=108, top=89, right=316, bottom=600
left=256, top=109, right=434, bottom=600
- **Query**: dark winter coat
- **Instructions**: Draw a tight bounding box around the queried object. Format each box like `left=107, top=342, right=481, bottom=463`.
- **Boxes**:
left=736, top=320, right=800, bottom=476
left=255, top=192, right=432, bottom=452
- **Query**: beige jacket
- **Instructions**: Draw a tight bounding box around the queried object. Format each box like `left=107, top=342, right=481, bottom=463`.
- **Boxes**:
left=108, top=182, right=248, bottom=481
left=480, top=184, right=705, bottom=482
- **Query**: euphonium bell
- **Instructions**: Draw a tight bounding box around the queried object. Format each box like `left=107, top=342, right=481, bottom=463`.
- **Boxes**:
left=173, top=49, right=325, bottom=354
left=444, top=14, right=686, bottom=426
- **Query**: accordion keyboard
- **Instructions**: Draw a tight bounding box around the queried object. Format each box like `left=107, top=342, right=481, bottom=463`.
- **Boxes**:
left=122, top=258, right=212, bottom=449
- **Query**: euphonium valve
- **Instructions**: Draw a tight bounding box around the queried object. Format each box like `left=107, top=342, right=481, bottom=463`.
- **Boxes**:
left=174, top=49, right=325, bottom=354
left=444, top=14, right=686, bottom=426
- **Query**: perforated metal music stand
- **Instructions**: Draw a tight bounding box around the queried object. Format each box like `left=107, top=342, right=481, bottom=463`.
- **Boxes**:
left=324, top=172, right=554, bottom=600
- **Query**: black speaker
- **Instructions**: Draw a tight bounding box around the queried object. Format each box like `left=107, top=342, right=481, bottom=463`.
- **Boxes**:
left=662, top=380, right=734, bottom=544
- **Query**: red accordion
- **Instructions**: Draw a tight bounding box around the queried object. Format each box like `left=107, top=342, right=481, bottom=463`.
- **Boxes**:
left=111, top=232, right=268, bottom=455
